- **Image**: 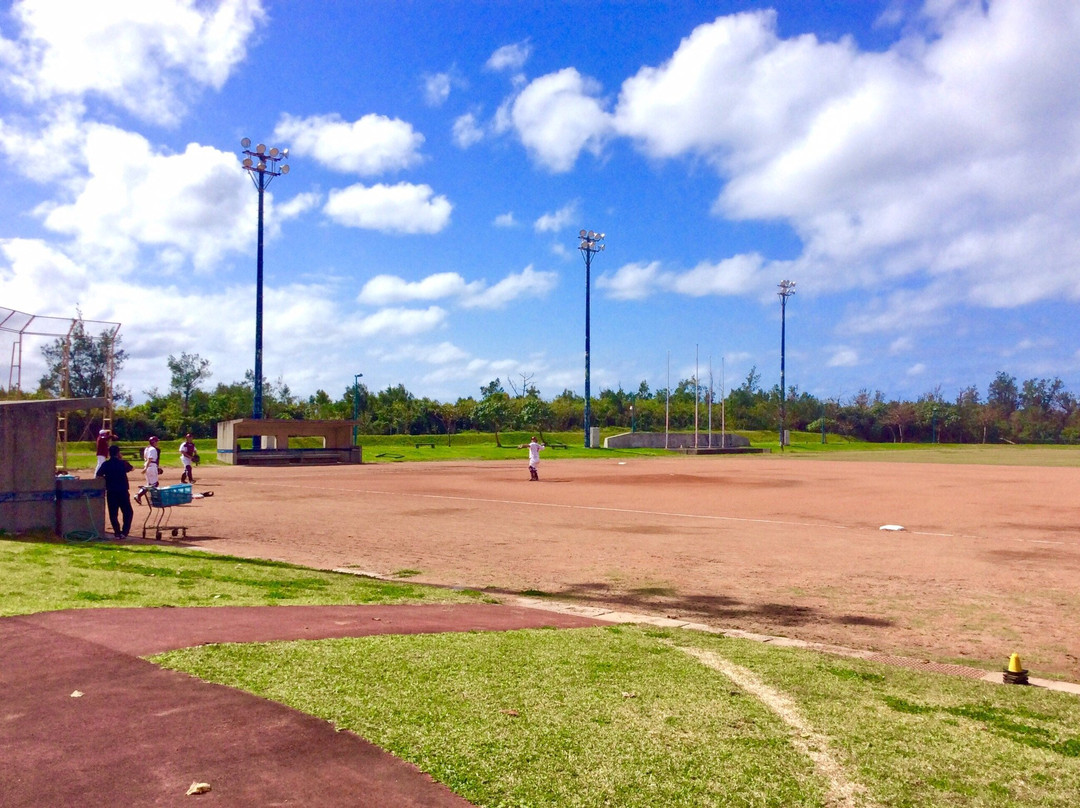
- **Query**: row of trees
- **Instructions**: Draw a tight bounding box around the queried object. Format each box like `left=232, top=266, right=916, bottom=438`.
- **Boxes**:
left=6, top=317, right=1080, bottom=444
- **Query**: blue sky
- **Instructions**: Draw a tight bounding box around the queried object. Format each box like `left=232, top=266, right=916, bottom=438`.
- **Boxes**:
left=2, top=0, right=1079, bottom=405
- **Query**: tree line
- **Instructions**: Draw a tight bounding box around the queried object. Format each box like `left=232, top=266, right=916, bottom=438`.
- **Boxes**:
left=5, top=316, right=1079, bottom=445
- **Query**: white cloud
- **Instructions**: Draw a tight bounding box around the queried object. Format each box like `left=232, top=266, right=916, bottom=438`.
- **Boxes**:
left=609, top=2, right=1080, bottom=318
left=613, top=10, right=848, bottom=165
left=461, top=265, right=557, bottom=309
left=275, top=191, right=322, bottom=220
left=38, top=126, right=253, bottom=272
left=510, top=68, right=612, bottom=172
left=358, top=265, right=555, bottom=310
left=906, top=362, right=927, bottom=377
left=826, top=347, right=859, bottom=367
left=423, top=71, right=452, bottom=106
left=323, top=182, right=452, bottom=233
left=356, top=306, right=446, bottom=337
left=889, top=336, right=913, bottom=355
left=358, top=273, right=477, bottom=305
left=452, top=112, right=485, bottom=148
left=0, top=237, right=373, bottom=400
left=597, top=254, right=765, bottom=300
left=597, top=261, right=664, bottom=301
left=486, top=40, right=531, bottom=72
left=0, top=238, right=90, bottom=307
left=534, top=201, right=580, bottom=233
left=493, top=212, right=516, bottom=227
left=0, top=0, right=265, bottom=126
left=273, top=113, right=424, bottom=176
left=373, top=341, right=470, bottom=365
left=0, top=102, right=88, bottom=183
left=669, top=254, right=764, bottom=297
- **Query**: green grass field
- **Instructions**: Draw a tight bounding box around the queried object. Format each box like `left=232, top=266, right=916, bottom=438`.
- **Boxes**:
left=59, top=431, right=1080, bottom=469
left=5, top=537, right=1080, bottom=807
left=0, top=538, right=486, bottom=615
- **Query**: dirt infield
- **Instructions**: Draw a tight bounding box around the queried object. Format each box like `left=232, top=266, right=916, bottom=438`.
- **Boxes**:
left=154, top=454, right=1080, bottom=678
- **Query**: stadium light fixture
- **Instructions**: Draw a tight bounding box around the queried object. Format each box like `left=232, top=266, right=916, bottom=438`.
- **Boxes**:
left=777, top=279, right=796, bottom=450
left=240, top=137, right=290, bottom=449
left=578, top=229, right=606, bottom=448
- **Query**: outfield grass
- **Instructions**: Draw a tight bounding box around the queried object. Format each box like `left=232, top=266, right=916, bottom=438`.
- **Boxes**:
left=60, top=431, right=1080, bottom=469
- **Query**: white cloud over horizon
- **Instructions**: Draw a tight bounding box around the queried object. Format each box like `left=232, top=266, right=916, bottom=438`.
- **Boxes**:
left=502, top=1, right=1080, bottom=329
left=358, top=265, right=556, bottom=310
left=323, top=182, right=452, bottom=233
left=3, top=0, right=1080, bottom=405
left=0, top=0, right=264, bottom=126
left=273, top=112, right=425, bottom=176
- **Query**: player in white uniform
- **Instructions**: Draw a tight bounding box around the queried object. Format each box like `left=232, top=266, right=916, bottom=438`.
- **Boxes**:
left=518, top=436, right=545, bottom=481
left=135, top=436, right=161, bottom=504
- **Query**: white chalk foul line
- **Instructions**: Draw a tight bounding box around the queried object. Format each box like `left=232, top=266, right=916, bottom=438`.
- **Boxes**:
left=674, top=644, right=876, bottom=808
left=237, top=479, right=847, bottom=531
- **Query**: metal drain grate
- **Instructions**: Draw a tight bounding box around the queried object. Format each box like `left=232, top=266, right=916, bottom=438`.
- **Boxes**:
left=866, top=653, right=988, bottom=679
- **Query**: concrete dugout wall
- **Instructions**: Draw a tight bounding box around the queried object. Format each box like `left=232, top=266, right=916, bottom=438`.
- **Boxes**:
left=216, top=418, right=362, bottom=465
left=1, top=398, right=106, bottom=533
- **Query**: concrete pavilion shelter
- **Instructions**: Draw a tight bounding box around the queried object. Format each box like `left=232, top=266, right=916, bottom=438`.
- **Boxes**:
left=216, top=418, right=362, bottom=465
left=1, top=397, right=107, bottom=535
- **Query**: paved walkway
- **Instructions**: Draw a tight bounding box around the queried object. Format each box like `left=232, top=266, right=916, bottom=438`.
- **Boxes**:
left=1, top=604, right=605, bottom=807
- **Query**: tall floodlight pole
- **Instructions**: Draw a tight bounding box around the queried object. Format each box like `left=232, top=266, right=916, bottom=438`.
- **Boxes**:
left=777, top=279, right=796, bottom=450
left=240, top=137, right=289, bottom=449
left=353, top=373, right=363, bottom=446
left=578, top=229, right=605, bottom=448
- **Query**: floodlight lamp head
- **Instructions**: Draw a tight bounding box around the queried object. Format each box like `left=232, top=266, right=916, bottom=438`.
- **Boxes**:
left=281, top=164, right=290, bottom=174
left=579, top=229, right=587, bottom=237
left=257, top=162, right=266, bottom=171
left=282, top=148, right=289, bottom=158
left=269, top=147, right=279, bottom=157
left=242, top=157, right=253, bottom=168
left=256, top=143, right=266, bottom=154
left=241, top=137, right=251, bottom=148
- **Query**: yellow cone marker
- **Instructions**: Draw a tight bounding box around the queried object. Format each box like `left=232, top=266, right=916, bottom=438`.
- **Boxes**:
left=1008, top=653, right=1023, bottom=673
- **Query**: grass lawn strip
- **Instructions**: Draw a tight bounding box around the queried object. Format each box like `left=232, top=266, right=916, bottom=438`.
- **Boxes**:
left=157, top=626, right=827, bottom=807
left=675, top=643, right=874, bottom=808
left=685, top=631, right=1080, bottom=807
left=156, top=626, right=1080, bottom=808
left=0, top=539, right=485, bottom=616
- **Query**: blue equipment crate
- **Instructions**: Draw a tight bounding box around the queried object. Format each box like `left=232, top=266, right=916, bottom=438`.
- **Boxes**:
left=149, top=484, right=192, bottom=507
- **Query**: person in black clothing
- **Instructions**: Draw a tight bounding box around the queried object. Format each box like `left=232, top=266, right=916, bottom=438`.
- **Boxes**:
left=96, top=444, right=134, bottom=539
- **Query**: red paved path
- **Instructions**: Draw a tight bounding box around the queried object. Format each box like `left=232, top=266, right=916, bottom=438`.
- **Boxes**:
left=1, top=604, right=605, bottom=807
